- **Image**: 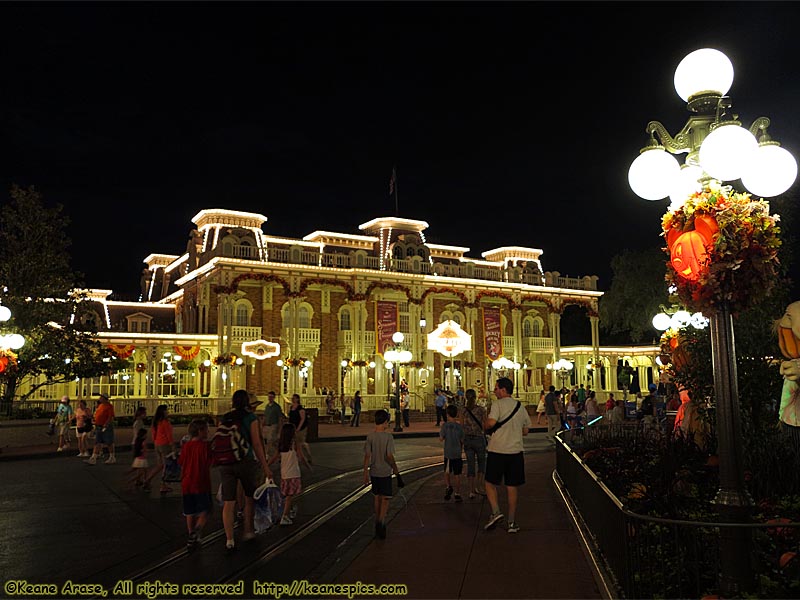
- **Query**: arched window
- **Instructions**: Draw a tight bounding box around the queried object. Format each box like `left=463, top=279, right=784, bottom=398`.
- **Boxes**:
left=418, top=248, right=426, bottom=258
left=340, top=308, right=351, bottom=331
left=393, top=246, right=403, bottom=259
left=406, top=246, right=415, bottom=257
left=533, top=318, right=543, bottom=337
left=523, top=319, right=532, bottom=338
left=298, top=305, right=311, bottom=328
left=236, top=304, right=249, bottom=326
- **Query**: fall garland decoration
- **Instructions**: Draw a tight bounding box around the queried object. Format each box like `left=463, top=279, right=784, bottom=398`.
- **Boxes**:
left=419, top=287, right=469, bottom=307
left=563, top=298, right=599, bottom=318
left=662, top=182, right=782, bottom=315
left=213, top=273, right=290, bottom=295
left=0, top=349, right=18, bottom=374
left=213, top=353, right=238, bottom=366
left=135, top=362, right=147, bottom=373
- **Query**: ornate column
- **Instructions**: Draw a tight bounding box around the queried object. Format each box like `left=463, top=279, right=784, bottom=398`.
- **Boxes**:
left=550, top=311, right=562, bottom=362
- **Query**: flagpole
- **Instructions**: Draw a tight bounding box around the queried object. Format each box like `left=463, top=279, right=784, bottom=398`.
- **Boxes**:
left=394, top=167, right=399, bottom=216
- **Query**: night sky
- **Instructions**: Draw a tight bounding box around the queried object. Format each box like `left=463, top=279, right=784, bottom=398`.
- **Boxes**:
left=2, top=2, right=800, bottom=301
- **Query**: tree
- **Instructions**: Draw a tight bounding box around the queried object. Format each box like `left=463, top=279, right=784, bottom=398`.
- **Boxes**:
left=0, top=185, right=110, bottom=413
left=599, top=247, right=670, bottom=343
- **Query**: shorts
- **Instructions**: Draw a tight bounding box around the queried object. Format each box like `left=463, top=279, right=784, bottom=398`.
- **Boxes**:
left=132, top=457, right=148, bottom=469
left=218, top=460, right=261, bottom=501
left=370, top=475, right=393, bottom=498
left=155, top=444, right=173, bottom=464
left=281, top=477, right=302, bottom=497
left=57, top=422, right=70, bottom=436
left=443, top=457, right=463, bottom=475
left=485, top=451, right=525, bottom=487
left=264, top=424, right=280, bottom=445
left=95, top=425, right=115, bottom=445
left=183, top=493, right=213, bottom=517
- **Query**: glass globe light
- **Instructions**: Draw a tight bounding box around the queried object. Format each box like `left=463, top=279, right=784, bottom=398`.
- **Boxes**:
left=399, top=349, right=413, bottom=363
left=690, top=312, right=709, bottom=329
left=385, top=361, right=394, bottom=370
left=369, top=361, right=376, bottom=369
left=674, top=48, right=733, bottom=102
left=669, top=164, right=704, bottom=210
left=741, top=143, right=798, bottom=197
left=699, top=123, right=758, bottom=181
left=0, top=305, right=10, bottom=322
left=671, top=310, right=692, bottom=329
left=652, top=313, right=672, bottom=331
left=276, top=359, right=283, bottom=367
left=392, top=331, right=405, bottom=344
left=7, top=333, right=25, bottom=350
left=629, top=147, right=681, bottom=200
left=304, top=360, right=312, bottom=367
left=341, top=359, right=349, bottom=367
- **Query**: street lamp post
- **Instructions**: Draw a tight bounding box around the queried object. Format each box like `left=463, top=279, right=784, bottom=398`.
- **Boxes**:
left=629, top=48, right=797, bottom=597
left=0, top=303, right=26, bottom=416
left=546, top=358, right=573, bottom=390
left=384, top=332, right=412, bottom=433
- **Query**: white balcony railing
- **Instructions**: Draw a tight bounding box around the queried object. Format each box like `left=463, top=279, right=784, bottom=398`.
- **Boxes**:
left=228, top=326, right=263, bottom=342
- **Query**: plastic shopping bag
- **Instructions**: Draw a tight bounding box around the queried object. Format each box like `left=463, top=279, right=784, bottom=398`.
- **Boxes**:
left=253, top=478, right=284, bottom=534
left=162, top=453, right=182, bottom=483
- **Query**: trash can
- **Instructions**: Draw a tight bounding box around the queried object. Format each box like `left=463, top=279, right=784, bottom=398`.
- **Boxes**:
left=305, top=407, right=319, bottom=442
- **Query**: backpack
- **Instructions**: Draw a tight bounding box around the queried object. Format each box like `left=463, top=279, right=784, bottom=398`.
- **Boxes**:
left=211, top=411, right=251, bottom=465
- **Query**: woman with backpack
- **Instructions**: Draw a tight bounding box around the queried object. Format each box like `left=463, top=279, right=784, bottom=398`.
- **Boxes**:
left=214, top=389, right=272, bottom=553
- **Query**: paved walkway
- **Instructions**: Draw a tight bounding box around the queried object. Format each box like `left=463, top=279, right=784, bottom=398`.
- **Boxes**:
left=0, top=416, right=605, bottom=599
left=331, top=440, right=604, bottom=600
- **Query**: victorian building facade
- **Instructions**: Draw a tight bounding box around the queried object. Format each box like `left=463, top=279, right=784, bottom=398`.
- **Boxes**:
left=22, top=209, right=662, bottom=412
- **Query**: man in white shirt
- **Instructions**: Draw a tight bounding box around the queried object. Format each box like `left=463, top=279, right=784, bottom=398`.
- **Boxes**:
left=483, top=377, right=530, bottom=534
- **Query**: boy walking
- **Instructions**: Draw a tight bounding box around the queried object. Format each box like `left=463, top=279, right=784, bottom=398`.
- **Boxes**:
left=439, top=404, right=465, bottom=502
left=363, top=409, right=403, bottom=539
left=178, top=419, right=213, bottom=551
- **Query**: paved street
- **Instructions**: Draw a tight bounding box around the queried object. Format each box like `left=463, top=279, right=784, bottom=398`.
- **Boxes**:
left=0, top=429, right=602, bottom=600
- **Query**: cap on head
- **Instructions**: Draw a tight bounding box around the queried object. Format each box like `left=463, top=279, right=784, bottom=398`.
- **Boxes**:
left=99, top=393, right=110, bottom=401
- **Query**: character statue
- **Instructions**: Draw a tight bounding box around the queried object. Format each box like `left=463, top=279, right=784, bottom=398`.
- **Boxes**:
left=777, top=300, right=800, bottom=448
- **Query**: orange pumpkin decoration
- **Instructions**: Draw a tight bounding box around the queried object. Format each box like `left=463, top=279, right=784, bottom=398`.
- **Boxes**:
left=778, top=325, right=800, bottom=359
left=780, top=551, right=797, bottom=570
left=667, top=214, right=719, bottom=282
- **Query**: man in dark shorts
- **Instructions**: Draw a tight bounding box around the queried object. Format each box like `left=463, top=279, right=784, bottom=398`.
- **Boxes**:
left=483, top=377, right=530, bottom=533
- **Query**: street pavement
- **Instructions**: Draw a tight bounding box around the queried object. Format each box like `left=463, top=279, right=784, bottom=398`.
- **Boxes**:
left=0, top=418, right=604, bottom=600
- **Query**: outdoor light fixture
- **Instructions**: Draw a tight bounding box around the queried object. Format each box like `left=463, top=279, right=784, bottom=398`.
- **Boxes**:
left=630, top=47, right=791, bottom=596
left=628, top=48, right=796, bottom=204
left=384, top=331, right=412, bottom=432
left=546, top=358, right=573, bottom=388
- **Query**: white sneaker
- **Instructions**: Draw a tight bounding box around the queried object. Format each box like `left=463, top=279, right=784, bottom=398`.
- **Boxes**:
left=280, top=516, right=293, bottom=526
left=84, top=456, right=97, bottom=465
left=57, top=447, right=64, bottom=452
left=105, top=456, right=116, bottom=464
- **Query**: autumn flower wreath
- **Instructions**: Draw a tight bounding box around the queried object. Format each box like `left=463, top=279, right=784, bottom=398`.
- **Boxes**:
left=661, top=182, right=782, bottom=315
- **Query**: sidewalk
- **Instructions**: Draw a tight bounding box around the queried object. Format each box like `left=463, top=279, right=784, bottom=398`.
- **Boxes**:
left=330, top=441, right=605, bottom=599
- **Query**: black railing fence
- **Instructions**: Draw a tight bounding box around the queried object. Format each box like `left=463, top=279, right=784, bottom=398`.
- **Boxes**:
left=556, top=430, right=800, bottom=599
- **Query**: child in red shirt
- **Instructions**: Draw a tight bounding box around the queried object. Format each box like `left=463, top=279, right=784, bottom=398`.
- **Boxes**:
left=178, top=419, right=213, bottom=551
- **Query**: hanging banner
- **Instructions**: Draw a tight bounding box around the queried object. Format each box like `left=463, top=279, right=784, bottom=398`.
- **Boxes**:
left=482, top=306, right=503, bottom=361
left=107, top=344, right=136, bottom=359
left=375, top=300, right=399, bottom=357
left=173, top=345, right=201, bottom=360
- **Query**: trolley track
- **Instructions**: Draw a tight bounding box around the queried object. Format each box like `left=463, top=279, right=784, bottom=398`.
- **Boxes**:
left=114, top=455, right=442, bottom=591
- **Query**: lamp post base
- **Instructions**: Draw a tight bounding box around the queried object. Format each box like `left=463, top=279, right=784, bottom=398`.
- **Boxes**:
left=393, top=409, right=403, bottom=432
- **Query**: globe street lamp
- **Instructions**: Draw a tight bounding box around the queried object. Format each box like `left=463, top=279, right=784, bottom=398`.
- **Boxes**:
left=629, top=48, right=797, bottom=596
left=546, top=358, right=573, bottom=389
left=384, top=332, right=412, bottom=432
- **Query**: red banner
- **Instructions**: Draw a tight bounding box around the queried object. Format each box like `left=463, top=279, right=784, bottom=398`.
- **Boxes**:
left=482, top=306, right=503, bottom=360
left=107, top=344, right=135, bottom=359
left=375, top=301, right=399, bottom=357
left=173, top=345, right=201, bottom=360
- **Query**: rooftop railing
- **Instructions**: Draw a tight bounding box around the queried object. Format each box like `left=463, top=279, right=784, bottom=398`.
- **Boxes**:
left=227, top=245, right=597, bottom=291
